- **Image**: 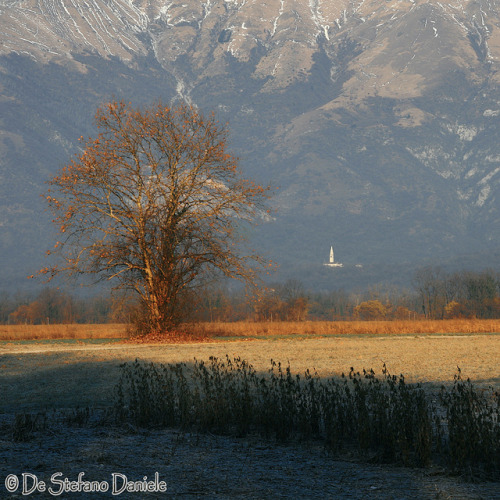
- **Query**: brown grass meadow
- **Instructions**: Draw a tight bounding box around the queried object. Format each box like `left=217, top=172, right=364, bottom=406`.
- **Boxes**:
left=0, top=323, right=128, bottom=341
left=1, top=318, right=499, bottom=483
left=2, top=318, right=500, bottom=341
left=189, top=318, right=500, bottom=338
left=0, top=319, right=498, bottom=413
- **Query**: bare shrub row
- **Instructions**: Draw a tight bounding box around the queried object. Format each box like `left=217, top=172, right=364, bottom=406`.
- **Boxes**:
left=113, top=357, right=499, bottom=479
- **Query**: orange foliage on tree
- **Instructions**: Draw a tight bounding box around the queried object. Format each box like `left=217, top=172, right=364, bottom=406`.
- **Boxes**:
left=353, top=300, right=389, bottom=321
left=41, top=100, right=270, bottom=334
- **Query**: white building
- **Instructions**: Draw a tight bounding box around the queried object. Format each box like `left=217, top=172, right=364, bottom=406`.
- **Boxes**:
left=324, top=246, right=343, bottom=267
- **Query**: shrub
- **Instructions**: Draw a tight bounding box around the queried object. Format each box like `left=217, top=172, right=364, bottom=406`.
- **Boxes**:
left=113, top=358, right=498, bottom=478
left=438, top=369, right=499, bottom=476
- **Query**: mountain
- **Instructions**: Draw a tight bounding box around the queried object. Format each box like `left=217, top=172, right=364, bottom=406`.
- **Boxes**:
left=1, top=0, right=500, bottom=291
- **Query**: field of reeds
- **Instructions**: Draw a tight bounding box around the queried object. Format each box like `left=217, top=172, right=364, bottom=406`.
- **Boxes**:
left=1, top=318, right=500, bottom=341
left=114, top=357, right=500, bottom=478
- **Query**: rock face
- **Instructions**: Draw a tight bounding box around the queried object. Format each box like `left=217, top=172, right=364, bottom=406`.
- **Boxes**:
left=1, top=0, right=500, bottom=289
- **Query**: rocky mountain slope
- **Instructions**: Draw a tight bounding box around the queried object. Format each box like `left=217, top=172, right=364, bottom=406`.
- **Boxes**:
left=1, top=0, right=500, bottom=290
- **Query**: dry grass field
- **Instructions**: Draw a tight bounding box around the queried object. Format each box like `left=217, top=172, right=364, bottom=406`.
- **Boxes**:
left=0, top=323, right=128, bottom=341
left=0, top=320, right=498, bottom=412
left=190, top=318, right=500, bottom=337
left=1, top=321, right=499, bottom=498
left=2, top=318, right=500, bottom=341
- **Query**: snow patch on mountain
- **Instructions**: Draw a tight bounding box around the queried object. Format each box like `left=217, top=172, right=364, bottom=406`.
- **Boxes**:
left=445, top=123, right=479, bottom=142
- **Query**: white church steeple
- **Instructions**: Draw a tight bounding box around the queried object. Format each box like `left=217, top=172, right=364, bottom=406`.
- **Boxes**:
left=324, top=245, right=343, bottom=267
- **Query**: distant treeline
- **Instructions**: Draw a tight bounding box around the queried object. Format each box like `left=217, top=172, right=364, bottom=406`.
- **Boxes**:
left=0, top=288, right=128, bottom=325
left=2, top=267, right=500, bottom=324
left=195, top=268, right=500, bottom=322
left=412, top=267, right=500, bottom=319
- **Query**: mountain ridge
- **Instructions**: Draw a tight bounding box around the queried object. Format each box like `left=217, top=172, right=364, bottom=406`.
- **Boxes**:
left=1, top=0, right=500, bottom=291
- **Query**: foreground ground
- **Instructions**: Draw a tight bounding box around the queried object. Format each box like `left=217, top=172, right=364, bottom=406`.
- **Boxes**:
left=3, top=420, right=500, bottom=499
left=0, top=333, right=499, bottom=498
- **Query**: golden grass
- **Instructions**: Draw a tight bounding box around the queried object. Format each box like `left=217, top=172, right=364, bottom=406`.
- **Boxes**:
left=1, top=319, right=500, bottom=341
left=0, top=323, right=128, bottom=341
left=1, top=335, right=498, bottom=413
left=189, top=319, right=500, bottom=337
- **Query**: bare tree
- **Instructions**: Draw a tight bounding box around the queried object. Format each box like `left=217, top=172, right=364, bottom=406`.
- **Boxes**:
left=412, top=266, right=446, bottom=319
left=41, top=100, right=269, bottom=333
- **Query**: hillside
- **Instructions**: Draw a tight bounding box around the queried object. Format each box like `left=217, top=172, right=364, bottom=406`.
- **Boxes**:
left=1, top=0, right=500, bottom=290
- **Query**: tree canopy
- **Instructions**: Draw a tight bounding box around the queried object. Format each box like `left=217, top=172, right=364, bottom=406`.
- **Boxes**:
left=42, top=100, right=270, bottom=333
